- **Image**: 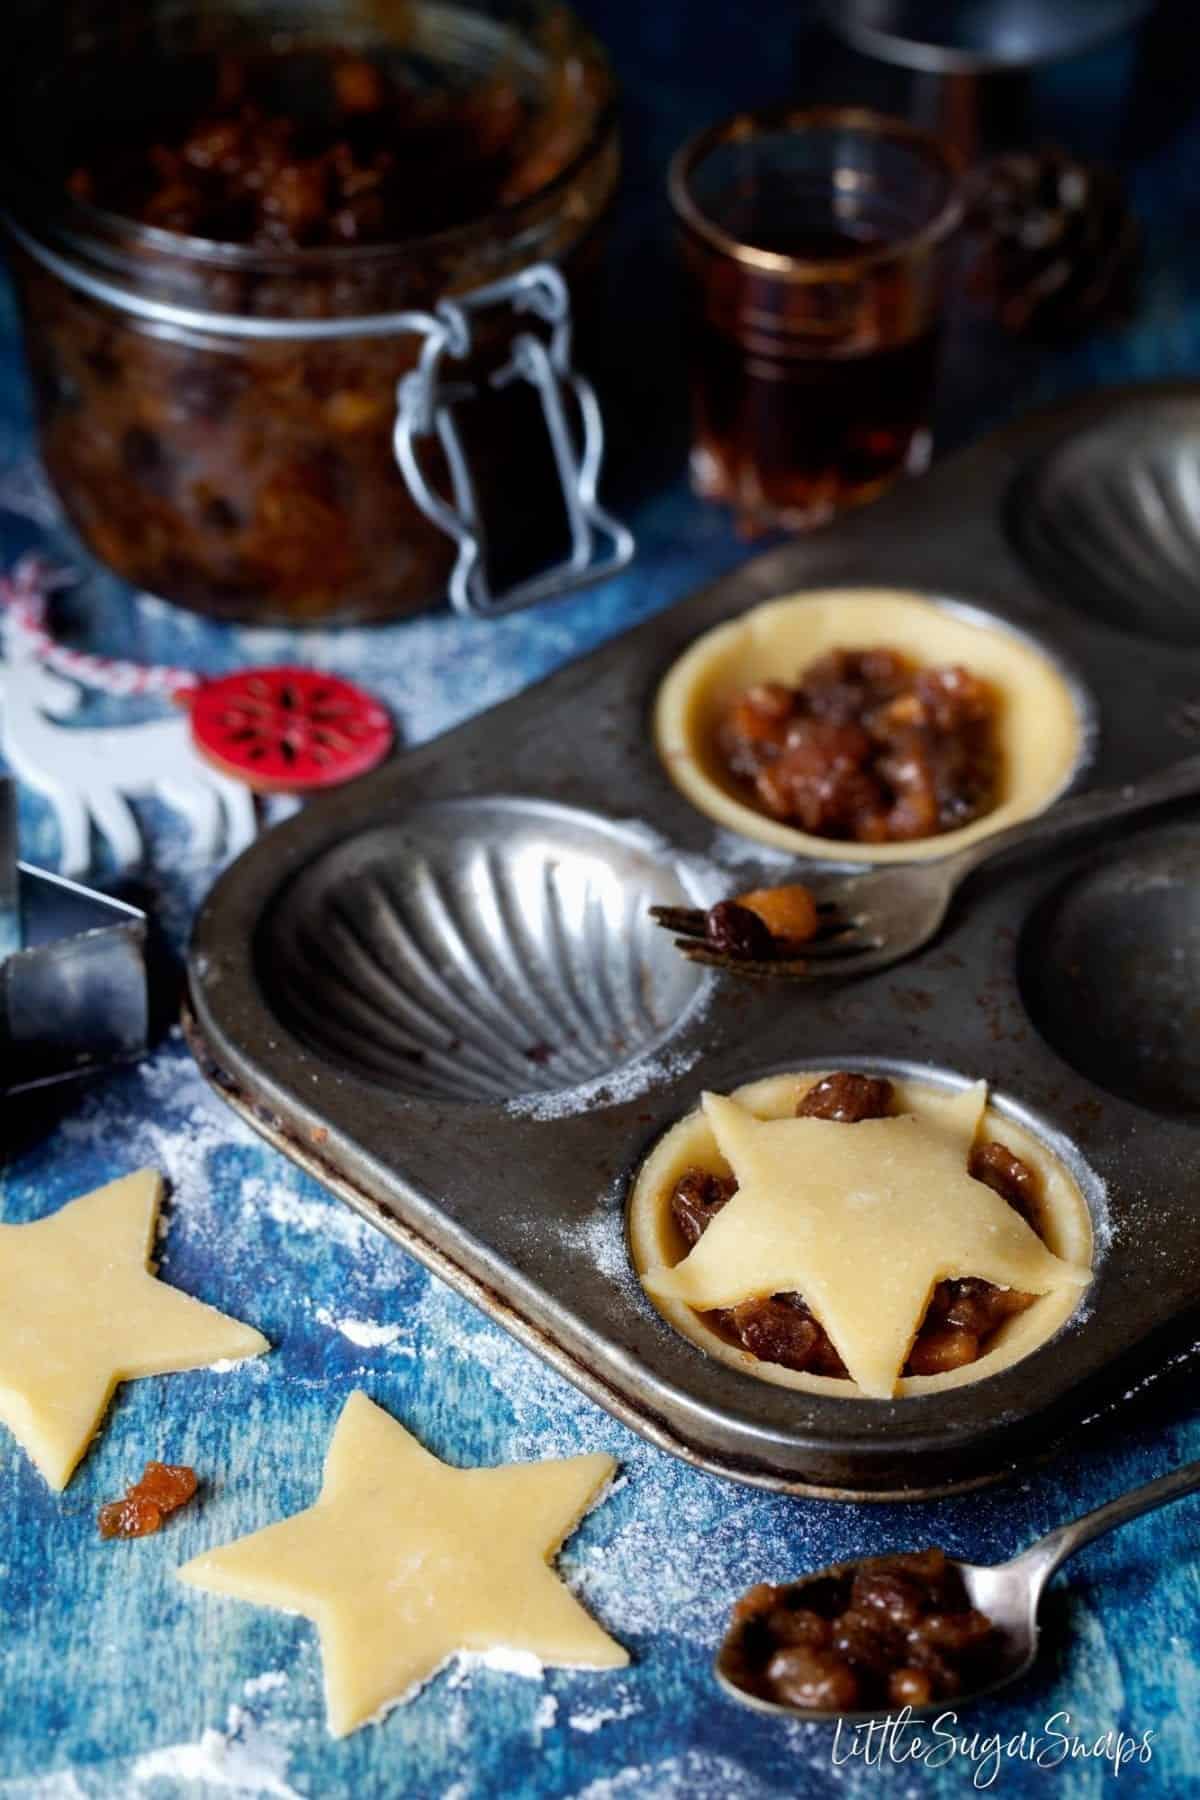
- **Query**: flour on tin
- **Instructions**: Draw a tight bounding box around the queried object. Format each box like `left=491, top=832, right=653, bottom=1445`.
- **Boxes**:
left=706, top=828, right=801, bottom=871
left=504, top=1045, right=702, bottom=1122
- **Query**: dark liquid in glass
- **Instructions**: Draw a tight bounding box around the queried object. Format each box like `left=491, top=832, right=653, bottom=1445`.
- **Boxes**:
left=684, top=222, right=940, bottom=532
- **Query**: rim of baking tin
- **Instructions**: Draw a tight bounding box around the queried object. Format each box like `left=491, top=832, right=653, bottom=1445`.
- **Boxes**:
left=668, top=104, right=964, bottom=280
left=0, top=4, right=618, bottom=285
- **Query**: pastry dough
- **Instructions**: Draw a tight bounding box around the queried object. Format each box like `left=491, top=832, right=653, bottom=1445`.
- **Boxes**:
left=179, top=1390, right=627, bottom=1736
left=629, top=1074, right=1093, bottom=1399
left=0, top=1170, right=268, bottom=1488
left=654, top=588, right=1086, bottom=863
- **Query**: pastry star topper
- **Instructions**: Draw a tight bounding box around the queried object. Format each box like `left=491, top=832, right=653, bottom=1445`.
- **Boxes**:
left=643, top=1084, right=1090, bottom=1398
left=179, top=1390, right=628, bottom=1736
left=0, top=1169, right=268, bottom=1488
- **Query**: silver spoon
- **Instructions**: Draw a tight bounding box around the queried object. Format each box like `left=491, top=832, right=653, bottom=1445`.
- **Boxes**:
left=716, top=1459, right=1200, bottom=1721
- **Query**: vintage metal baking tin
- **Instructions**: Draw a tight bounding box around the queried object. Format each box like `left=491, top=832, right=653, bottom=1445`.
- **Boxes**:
left=187, top=380, right=1200, bottom=1500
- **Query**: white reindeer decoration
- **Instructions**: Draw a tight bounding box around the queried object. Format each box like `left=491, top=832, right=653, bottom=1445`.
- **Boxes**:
left=0, top=614, right=256, bottom=878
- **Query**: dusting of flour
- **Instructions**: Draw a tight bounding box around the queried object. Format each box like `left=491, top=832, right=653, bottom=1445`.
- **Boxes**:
left=131, top=1706, right=302, bottom=1798
left=504, top=1046, right=702, bottom=1122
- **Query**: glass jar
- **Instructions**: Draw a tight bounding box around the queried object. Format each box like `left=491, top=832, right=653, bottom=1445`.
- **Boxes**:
left=0, top=0, right=624, bottom=624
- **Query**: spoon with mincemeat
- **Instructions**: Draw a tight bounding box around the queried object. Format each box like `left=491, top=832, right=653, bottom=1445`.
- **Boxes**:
left=717, top=1463, right=1200, bottom=1720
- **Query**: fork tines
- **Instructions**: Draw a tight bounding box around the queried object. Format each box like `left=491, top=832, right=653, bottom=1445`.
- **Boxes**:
left=648, top=900, right=872, bottom=978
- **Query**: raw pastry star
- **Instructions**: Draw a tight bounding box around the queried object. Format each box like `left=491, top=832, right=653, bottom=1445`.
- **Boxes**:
left=644, top=1085, right=1091, bottom=1398
left=0, top=1169, right=268, bottom=1488
left=179, top=1390, right=628, bottom=1736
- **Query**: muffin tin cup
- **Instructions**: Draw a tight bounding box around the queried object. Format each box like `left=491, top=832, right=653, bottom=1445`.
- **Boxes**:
left=189, top=379, right=1200, bottom=1499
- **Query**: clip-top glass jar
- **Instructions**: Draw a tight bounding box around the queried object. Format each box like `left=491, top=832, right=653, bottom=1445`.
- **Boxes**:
left=0, top=0, right=628, bottom=624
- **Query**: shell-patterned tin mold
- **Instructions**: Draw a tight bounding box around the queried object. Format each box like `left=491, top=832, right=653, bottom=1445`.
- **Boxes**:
left=258, top=797, right=708, bottom=1104
left=189, top=384, right=1200, bottom=1498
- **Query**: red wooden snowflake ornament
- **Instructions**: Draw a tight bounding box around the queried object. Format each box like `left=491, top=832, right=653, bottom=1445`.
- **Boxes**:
left=189, top=667, right=394, bottom=793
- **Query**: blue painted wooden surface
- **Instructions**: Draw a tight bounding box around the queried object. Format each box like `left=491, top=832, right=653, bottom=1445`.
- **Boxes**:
left=3, top=5, right=1200, bottom=1794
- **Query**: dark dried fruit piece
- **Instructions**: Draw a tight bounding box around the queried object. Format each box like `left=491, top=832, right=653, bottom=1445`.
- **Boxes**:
left=904, top=1324, right=981, bottom=1376
left=888, top=1666, right=935, bottom=1707
left=704, top=900, right=775, bottom=961
left=98, top=1496, right=163, bottom=1540
left=969, top=1139, right=1040, bottom=1223
left=797, top=1073, right=894, bottom=1123
left=728, top=1294, right=821, bottom=1371
left=765, top=1645, right=862, bottom=1712
left=98, top=1460, right=199, bottom=1539
left=728, top=1546, right=1001, bottom=1714
left=716, top=644, right=1002, bottom=843
left=669, top=1168, right=737, bottom=1249
left=131, top=1460, right=199, bottom=1512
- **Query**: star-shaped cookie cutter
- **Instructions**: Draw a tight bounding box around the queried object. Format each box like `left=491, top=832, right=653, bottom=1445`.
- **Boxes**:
left=0, top=777, right=148, bottom=1094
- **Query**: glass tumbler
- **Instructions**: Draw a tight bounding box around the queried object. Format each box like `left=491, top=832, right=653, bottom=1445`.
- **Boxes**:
left=669, top=107, right=963, bottom=535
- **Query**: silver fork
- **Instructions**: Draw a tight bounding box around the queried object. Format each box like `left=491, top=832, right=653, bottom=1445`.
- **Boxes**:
left=657, top=753, right=1200, bottom=981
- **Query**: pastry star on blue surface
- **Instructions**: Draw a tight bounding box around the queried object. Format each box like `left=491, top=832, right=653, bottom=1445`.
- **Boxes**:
left=0, top=1169, right=268, bottom=1488
left=179, top=1390, right=628, bottom=1736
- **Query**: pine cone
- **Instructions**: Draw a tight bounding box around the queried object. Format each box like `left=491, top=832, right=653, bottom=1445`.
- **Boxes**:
left=967, top=146, right=1140, bottom=343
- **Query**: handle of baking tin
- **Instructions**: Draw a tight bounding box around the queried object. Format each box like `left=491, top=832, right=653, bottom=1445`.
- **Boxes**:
left=393, top=264, right=635, bottom=618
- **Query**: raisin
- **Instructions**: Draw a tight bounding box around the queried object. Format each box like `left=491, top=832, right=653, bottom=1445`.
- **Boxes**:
left=970, top=1139, right=1041, bottom=1224
left=728, top=1295, right=821, bottom=1371
left=716, top=647, right=1001, bottom=844
left=830, top=1611, right=905, bottom=1675
left=334, top=56, right=387, bottom=113
left=849, top=1567, right=926, bottom=1630
left=98, top=1460, right=199, bottom=1539
left=797, top=1073, right=894, bottom=1122
left=121, top=426, right=171, bottom=496
left=717, top=687, right=794, bottom=777
left=764, top=1646, right=862, bottom=1712
left=902, top=1638, right=963, bottom=1698
left=754, top=719, right=882, bottom=837
left=98, top=1496, right=162, bottom=1540
left=704, top=900, right=774, bottom=961
left=669, top=1168, right=736, bottom=1249
left=939, top=1277, right=1036, bottom=1336
left=766, top=1606, right=831, bottom=1651
left=888, top=1666, right=935, bottom=1707
left=905, top=1325, right=980, bottom=1376
left=131, top=1461, right=199, bottom=1511
left=730, top=1581, right=778, bottom=1626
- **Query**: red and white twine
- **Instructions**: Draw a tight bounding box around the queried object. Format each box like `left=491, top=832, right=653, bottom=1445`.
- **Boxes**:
left=0, top=554, right=199, bottom=700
